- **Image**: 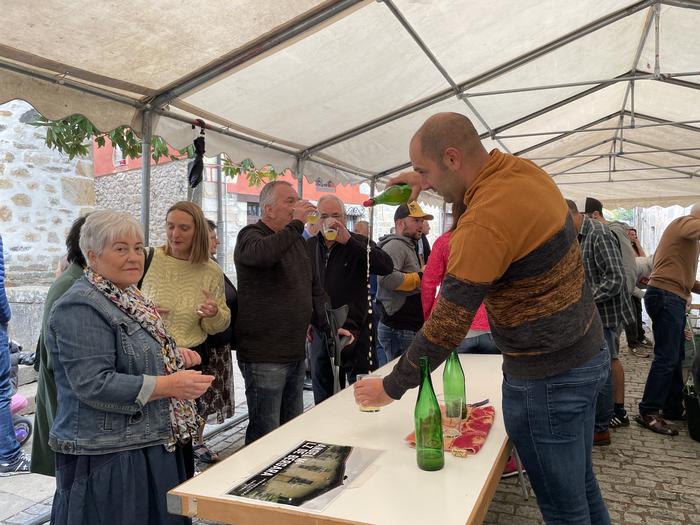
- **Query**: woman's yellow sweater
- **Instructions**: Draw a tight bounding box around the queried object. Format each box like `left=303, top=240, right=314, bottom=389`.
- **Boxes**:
left=141, top=247, right=230, bottom=348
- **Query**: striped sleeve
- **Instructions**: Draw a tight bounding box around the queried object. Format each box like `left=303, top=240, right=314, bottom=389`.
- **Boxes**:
left=383, top=222, right=509, bottom=400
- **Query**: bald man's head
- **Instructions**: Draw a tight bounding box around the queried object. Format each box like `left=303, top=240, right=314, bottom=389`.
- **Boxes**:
left=408, top=112, right=488, bottom=203
left=691, top=203, right=700, bottom=219
left=413, top=112, right=482, bottom=165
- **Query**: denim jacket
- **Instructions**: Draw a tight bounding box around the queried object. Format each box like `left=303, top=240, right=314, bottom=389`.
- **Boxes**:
left=47, top=277, right=172, bottom=455
left=0, top=236, right=11, bottom=350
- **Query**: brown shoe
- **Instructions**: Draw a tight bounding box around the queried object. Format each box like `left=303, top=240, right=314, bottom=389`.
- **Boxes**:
left=635, top=414, right=679, bottom=436
left=629, top=346, right=650, bottom=358
left=593, top=431, right=611, bottom=446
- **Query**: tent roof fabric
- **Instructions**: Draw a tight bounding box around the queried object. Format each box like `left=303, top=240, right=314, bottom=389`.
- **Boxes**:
left=2, top=0, right=700, bottom=207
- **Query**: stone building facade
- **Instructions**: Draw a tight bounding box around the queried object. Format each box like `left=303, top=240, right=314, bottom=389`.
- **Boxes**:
left=0, top=100, right=95, bottom=349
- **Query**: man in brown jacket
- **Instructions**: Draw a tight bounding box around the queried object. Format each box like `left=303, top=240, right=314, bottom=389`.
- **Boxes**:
left=637, top=206, right=700, bottom=435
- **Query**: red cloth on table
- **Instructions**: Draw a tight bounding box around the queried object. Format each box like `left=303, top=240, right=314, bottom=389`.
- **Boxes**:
left=404, top=405, right=496, bottom=457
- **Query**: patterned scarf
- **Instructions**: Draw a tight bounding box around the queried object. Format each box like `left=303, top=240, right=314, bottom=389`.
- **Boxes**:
left=85, top=268, right=202, bottom=450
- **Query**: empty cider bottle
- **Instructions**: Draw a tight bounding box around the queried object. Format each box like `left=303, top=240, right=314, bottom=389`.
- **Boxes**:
left=415, top=356, right=444, bottom=471
left=362, top=184, right=412, bottom=207
left=443, top=350, right=466, bottom=436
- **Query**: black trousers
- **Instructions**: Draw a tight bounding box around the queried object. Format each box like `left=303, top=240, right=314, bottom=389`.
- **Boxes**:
left=624, top=295, right=646, bottom=346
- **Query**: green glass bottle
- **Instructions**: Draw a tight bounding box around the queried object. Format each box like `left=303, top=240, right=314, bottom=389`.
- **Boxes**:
left=362, top=184, right=412, bottom=207
left=415, top=356, right=444, bottom=471
left=443, top=350, right=466, bottom=436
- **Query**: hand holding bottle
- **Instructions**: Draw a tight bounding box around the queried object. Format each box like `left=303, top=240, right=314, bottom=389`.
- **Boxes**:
left=386, top=171, right=423, bottom=202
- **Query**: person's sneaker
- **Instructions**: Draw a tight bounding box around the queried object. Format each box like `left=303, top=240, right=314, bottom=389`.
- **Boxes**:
left=609, top=413, right=630, bottom=428
left=629, top=346, right=650, bottom=358
left=638, top=338, right=654, bottom=348
left=593, top=431, right=611, bottom=446
left=0, top=453, right=30, bottom=476
left=501, top=456, right=524, bottom=479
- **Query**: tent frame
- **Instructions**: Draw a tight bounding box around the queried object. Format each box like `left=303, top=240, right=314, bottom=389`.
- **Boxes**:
left=2, top=0, right=700, bottom=235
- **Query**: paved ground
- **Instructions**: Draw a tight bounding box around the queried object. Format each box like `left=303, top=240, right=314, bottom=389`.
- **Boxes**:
left=3, top=342, right=699, bottom=524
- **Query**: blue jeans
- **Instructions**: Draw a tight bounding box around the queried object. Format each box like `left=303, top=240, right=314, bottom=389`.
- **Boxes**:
left=376, top=322, right=416, bottom=362
left=456, top=333, right=500, bottom=354
left=238, top=360, right=305, bottom=445
left=373, top=300, right=388, bottom=367
left=0, top=335, right=20, bottom=463
left=594, top=329, right=614, bottom=433
left=639, top=287, right=686, bottom=416
left=503, top=349, right=611, bottom=525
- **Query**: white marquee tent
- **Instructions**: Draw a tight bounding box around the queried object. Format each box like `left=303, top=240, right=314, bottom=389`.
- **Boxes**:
left=2, top=0, right=700, bottom=220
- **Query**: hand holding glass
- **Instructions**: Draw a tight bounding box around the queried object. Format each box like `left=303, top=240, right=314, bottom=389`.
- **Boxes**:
left=355, top=374, right=380, bottom=412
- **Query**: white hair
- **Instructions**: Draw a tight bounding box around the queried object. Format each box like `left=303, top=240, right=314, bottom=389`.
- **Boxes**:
left=317, top=194, right=346, bottom=221
left=79, top=210, right=143, bottom=263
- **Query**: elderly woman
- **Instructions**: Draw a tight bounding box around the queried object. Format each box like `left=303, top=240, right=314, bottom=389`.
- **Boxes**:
left=141, top=202, right=230, bottom=464
left=47, top=210, right=214, bottom=525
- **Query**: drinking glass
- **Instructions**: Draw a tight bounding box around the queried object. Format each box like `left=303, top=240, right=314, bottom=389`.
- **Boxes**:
left=356, top=374, right=380, bottom=412
left=322, top=218, right=338, bottom=241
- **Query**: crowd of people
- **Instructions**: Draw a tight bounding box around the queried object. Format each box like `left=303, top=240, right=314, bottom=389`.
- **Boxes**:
left=0, top=112, right=697, bottom=524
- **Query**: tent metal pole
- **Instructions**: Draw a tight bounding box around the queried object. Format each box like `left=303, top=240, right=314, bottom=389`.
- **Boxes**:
left=514, top=113, right=620, bottom=156
left=369, top=179, right=376, bottom=241
left=557, top=175, right=689, bottom=185
left=610, top=9, right=659, bottom=161
left=380, top=0, right=509, bottom=152
left=551, top=156, right=608, bottom=178
left=624, top=110, right=700, bottom=133
left=530, top=145, right=700, bottom=161
left=622, top=155, right=697, bottom=177
left=661, top=0, right=700, bottom=8
left=496, top=118, right=700, bottom=140
left=0, top=60, right=143, bottom=109
left=552, top=163, right=700, bottom=176
left=462, top=73, right=654, bottom=98
left=140, top=110, right=153, bottom=245
left=296, top=158, right=304, bottom=198
left=654, top=2, right=661, bottom=78
left=302, top=0, right=655, bottom=156
left=658, top=76, right=700, bottom=91
left=149, top=0, right=366, bottom=109
left=538, top=139, right=615, bottom=168
left=216, top=154, right=224, bottom=263
left=380, top=0, right=456, bottom=92
left=156, top=109, right=374, bottom=182
left=622, top=138, right=700, bottom=162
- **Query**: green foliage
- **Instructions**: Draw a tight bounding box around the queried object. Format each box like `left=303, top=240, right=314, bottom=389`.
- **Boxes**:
left=221, top=157, right=280, bottom=187
left=33, top=114, right=282, bottom=181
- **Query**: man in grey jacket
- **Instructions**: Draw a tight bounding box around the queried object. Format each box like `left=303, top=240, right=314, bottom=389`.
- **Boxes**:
left=585, top=197, right=637, bottom=428
left=376, top=202, right=433, bottom=361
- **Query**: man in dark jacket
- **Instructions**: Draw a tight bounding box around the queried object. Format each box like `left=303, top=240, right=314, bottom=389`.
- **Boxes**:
left=235, top=181, right=348, bottom=444
left=307, top=196, right=393, bottom=403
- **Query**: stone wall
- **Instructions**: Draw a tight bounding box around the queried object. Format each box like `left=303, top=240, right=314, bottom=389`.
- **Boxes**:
left=0, top=100, right=96, bottom=349
left=0, top=100, right=94, bottom=286
left=94, top=159, right=190, bottom=246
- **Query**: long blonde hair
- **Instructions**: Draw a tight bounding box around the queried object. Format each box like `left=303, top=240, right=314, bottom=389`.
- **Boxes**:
left=165, top=201, right=210, bottom=264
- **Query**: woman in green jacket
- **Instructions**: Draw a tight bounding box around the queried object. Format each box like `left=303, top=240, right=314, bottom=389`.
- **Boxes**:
left=30, top=215, right=87, bottom=476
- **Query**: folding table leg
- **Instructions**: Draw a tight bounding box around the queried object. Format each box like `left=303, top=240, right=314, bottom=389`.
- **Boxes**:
left=512, top=445, right=529, bottom=500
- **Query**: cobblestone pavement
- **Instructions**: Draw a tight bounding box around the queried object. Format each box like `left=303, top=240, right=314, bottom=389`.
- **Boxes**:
left=4, top=343, right=699, bottom=524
